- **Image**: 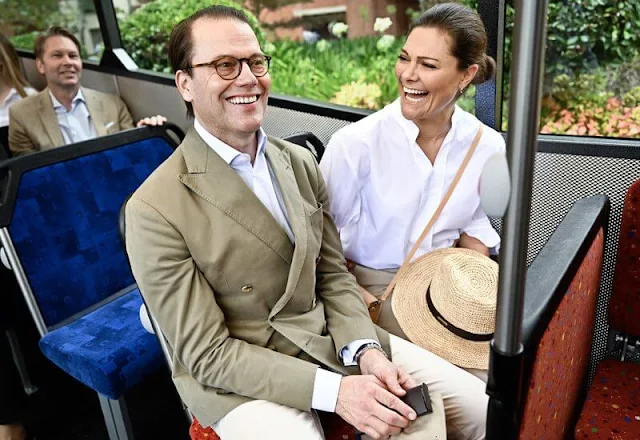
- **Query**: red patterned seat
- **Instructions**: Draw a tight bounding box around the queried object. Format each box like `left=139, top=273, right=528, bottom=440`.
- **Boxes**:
left=189, top=413, right=357, bottom=440
left=574, top=179, right=640, bottom=439
left=574, top=359, right=640, bottom=439
left=518, top=230, right=604, bottom=439
left=189, top=419, right=221, bottom=440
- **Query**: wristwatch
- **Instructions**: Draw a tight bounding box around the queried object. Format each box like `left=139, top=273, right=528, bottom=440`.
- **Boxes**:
left=354, top=342, right=387, bottom=365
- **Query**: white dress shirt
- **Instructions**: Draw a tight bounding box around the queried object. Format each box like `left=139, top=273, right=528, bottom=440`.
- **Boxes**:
left=320, top=99, right=505, bottom=270
left=0, top=87, right=36, bottom=127
left=49, top=89, right=98, bottom=145
left=194, top=120, right=378, bottom=413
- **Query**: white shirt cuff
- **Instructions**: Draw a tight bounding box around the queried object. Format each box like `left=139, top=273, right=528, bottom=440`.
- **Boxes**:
left=339, top=339, right=380, bottom=366
left=311, top=368, right=342, bottom=412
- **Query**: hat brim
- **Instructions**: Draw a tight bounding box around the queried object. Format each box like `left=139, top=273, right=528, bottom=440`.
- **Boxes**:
left=391, top=248, right=491, bottom=370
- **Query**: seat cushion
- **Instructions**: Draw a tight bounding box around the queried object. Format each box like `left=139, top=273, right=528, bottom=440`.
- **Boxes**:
left=574, top=359, right=640, bottom=438
left=39, top=288, right=164, bottom=400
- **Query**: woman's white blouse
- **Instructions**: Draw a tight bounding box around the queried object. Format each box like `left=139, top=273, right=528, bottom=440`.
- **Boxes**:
left=0, top=87, right=36, bottom=127
left=319, top=98, right=505, bottom=270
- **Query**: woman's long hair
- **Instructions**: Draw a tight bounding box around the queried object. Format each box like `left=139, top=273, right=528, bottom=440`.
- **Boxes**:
left=0, top=33, right=30, bottom=98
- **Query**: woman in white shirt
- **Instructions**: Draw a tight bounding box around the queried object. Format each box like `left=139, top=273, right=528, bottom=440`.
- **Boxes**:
left=0, top=33, right=36, bottom=128
left=320, top=3, right=505, bottom=339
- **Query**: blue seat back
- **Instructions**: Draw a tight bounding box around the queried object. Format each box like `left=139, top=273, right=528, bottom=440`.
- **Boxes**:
left=8, top=137, right=174, bottom=327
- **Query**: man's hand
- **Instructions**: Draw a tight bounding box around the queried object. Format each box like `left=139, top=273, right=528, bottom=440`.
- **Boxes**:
left=136, top=115, right=167, bottom=127
left=335, top=375, right=416, bottom=440
left=359, top=348, right=417, bottom=397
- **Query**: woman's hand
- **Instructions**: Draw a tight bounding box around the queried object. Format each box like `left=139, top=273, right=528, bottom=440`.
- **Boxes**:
left=458, top=232, right=490, bottom=256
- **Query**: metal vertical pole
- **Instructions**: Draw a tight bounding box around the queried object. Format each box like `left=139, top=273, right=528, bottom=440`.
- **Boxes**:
left=486, top=0, right=549, bottom=438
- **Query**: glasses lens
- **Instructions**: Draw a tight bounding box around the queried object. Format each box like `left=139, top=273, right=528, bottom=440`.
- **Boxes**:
left=249, top=55, right=269, bottom=76
left=215, top=57, right=240, bottom=79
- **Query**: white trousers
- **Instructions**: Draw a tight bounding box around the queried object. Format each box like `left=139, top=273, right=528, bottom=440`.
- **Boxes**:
left=213, top=335, right=488, bottom=440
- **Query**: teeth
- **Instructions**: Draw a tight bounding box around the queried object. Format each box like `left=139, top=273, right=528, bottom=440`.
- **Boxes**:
left=228, top=95, right=258, bottom=104
left=404, top=87, right=428, bottom=95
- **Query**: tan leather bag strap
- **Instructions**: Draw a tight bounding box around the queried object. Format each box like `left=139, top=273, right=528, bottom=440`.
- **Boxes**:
left=376, top=125, right=484, bottom=304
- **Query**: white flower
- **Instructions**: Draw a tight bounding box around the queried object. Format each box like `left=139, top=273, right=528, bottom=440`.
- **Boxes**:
left=374, top=17, right=393, bottom=34
left=330, top=22, right=349, bottom=38
left=376, top=35, right=396, bottom=52
left=316, top=40, right=330, bottom=52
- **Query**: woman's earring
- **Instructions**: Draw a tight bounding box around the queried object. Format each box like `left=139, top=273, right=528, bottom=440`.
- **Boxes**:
left=459, top=85, right=465, bottom=94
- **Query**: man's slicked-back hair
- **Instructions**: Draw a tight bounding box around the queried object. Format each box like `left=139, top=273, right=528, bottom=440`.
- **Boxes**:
left=168, top=5, right=252, bottom=119
left=34, top=26, right=82, bottom=60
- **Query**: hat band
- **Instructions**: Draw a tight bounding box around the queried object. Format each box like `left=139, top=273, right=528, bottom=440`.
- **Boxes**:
left=426, top=286, right=493, bottom=342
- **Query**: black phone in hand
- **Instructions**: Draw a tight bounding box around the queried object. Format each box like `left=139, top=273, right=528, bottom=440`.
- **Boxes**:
left=401, top=383, right=433, bottom=417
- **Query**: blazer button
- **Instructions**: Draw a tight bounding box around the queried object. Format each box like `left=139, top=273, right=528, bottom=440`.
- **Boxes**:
left=241, top=284, right=253, bottom=293
left=267, top=345, right=276, bottom=351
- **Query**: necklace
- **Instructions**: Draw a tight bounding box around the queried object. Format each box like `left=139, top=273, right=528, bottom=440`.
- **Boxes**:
left=418, top=125, right=451, bottom=143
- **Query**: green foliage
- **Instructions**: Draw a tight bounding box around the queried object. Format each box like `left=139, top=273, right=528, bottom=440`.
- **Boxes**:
left=270, top=37, right=404, bottom=109
left=622, top=87, right=640, bottom=108
left=0, top=0, right=72, bottom=35
left=605, top=56, right=640, bottom=99
left=9, top=32, right=40, bottom=52
left=549, top=72, right=610, bottom=113
left=119, top=0, right=265, bottom=73
left=503, top=1, right=640, bottom=83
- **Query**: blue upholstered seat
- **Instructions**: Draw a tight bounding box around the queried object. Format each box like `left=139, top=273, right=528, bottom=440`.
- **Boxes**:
left=39, top=287, right=163, bottom=400
left=6, top=135, right=175, bottom=398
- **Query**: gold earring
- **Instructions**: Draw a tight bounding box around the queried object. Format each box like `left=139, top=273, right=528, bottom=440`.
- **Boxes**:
left=459, top=86, right=465, bottom=94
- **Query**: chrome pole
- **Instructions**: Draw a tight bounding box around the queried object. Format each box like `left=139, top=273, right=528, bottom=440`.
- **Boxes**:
left=486, top=1, right=549, bottom=438
left=0, top=228, right=47, bottom=336
left=495, top=0, right=549, bottom=355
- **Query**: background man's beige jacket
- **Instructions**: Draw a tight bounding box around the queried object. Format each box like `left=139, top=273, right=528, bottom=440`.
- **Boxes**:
left=125, top=129, right=390, bottom=427
left=8, top=87, right=134, bottom=156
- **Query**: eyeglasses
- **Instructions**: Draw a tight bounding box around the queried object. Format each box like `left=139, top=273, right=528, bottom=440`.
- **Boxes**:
left=187, top=54, right=271, bottom=80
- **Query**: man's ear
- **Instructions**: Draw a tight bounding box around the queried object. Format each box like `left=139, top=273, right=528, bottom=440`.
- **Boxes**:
left=35, top=58, right=45, bottom=75
left=175, top=70, right=194, bottom=105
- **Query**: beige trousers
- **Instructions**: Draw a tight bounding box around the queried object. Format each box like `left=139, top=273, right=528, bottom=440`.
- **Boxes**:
left=213, top=335, right=488, bottom=440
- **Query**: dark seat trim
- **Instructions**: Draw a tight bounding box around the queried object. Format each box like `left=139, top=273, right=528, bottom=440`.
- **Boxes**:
left=521, top=194, right=610, bottom=349
left=0, top=123, right=183, bottom=228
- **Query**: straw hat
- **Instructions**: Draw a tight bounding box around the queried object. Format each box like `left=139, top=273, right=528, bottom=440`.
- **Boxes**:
left=391, top=248, right=498, bottom=370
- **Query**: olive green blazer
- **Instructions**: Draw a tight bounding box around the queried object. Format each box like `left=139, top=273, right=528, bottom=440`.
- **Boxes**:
left=125, top=128, right=390, bottom=427
left=8, top=87, right=134, bottom=156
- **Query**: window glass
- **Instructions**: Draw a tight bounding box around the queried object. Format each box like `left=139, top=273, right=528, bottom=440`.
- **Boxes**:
left=0, top=0, right=103, bottom=61
left=502, top=1, right=640, bottom=139
left=117, top=0, right=478, bottom=113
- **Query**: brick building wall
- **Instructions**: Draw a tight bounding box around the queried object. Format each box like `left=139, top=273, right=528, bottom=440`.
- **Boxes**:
left=256, top=0, right=419, bottom=40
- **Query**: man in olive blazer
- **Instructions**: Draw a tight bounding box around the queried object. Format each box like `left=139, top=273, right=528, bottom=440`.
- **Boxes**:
left=126, top=6, right=487, bottom=440
left=8, top=26, right=165, bottom=157
left=9, top=87, right=134, bottom=156
left=126, top=128, right=390, bottom=426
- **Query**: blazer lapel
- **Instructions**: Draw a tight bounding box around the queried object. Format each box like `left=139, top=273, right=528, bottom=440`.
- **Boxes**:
left=84, top=89, right=107, bottom=137
left=178, top=129, right=294, bottom=264
left=265, top=142, right=308, bottom=318
left=38, top=91, right=64, bottom=147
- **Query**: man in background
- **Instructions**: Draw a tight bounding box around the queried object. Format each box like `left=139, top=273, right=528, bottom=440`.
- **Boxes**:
left=8, top=26, right=166, bottom=156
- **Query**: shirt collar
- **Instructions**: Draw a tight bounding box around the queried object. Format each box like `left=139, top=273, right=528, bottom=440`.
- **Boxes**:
left=391, top=98, right=467, bottom=146
left=49, top=88, right=85, bottom=110
left=193, top=118, right=267, bottom=165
